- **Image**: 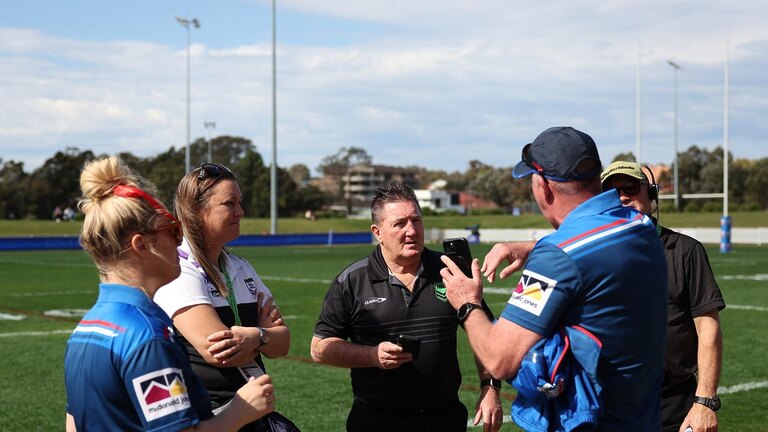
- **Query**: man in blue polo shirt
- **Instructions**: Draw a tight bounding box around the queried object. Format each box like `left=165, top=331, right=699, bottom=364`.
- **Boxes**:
left=441, top=126, right=668, bottom=430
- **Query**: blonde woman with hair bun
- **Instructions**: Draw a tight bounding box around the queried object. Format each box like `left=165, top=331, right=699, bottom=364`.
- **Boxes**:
left=65, top=156, right=275, bottom=432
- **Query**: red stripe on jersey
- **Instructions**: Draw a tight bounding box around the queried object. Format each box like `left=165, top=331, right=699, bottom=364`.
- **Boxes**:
left=80, top=320, right=126, bottom=332
left=557, top=213, right=643, bottom=249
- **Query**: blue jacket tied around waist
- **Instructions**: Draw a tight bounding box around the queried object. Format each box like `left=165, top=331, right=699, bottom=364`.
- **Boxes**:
left=510, top=326, right=603, bottom=431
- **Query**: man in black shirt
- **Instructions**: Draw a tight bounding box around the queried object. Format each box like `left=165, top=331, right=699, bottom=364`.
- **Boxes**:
left=311, top=182, right=503, bottom=432
left=601, top=161, right=726, bottom=432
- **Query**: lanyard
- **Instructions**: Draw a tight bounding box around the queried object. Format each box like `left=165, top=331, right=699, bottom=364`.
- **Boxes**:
left=221, top=265, right=241, bottom=326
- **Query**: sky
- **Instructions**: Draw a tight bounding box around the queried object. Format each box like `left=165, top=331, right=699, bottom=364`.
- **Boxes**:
left=1, top=0, right=766, bottom=175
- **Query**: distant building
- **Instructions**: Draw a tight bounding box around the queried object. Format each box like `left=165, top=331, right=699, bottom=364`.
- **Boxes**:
left=414, top=188, right=465, bottom=214
left=316, top=164, right=419, bottom=212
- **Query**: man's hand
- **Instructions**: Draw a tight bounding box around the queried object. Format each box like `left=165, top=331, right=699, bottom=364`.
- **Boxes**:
left=679, top=403, right=718, bottom=432
left=481, top=242, right=535, bottom=283
left=474, top=386, right=503, bottom=432
left=371, top=341, right=413, bottom=369
left=440, top=255, right=483, bottom=309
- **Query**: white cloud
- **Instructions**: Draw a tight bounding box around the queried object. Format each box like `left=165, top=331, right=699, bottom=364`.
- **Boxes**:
left=1, top=1, right=766, bottom=174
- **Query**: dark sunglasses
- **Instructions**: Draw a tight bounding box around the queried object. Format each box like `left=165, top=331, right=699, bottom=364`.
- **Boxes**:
left=148, top=220, right=183, bottom=245
left=609, top=180, right=642, bottom=197
left=197, top=163, right=233, bottom=181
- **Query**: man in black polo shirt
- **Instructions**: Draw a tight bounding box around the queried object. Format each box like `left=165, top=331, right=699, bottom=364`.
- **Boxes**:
left=311, top=182, right=503, bottom=432
left=601, top=161, right=725, bottom=432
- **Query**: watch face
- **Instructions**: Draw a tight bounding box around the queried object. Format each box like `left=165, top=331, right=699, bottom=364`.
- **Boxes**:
left=711, top=397, right=721, bottom=411
left=458, top=302, right=479, bottom=322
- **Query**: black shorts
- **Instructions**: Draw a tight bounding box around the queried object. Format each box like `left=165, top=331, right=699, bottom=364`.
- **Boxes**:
left=661, top=375, right=697, bottom=432
left=346, top=398, right=468, bottom=432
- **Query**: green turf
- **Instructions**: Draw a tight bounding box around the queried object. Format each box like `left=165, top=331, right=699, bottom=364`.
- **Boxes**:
left=0, top=243, right=766, bottom=430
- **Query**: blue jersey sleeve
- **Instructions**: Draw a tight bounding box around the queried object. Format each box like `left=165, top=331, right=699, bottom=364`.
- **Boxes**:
left=122, top=338, right=212, bottom=432
left=500, top=242, right=581, bottom=336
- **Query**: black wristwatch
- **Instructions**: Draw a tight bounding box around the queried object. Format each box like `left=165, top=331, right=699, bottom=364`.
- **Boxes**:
left=693, top=395, right=721, bottom=412
left=480, top=378, right=502, bottom=390
left=257, top=327, right=270, bottom=348
left=457, top=302, right=482, bottom=324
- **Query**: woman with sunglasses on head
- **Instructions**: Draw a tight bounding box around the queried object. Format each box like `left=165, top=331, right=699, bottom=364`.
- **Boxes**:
left=154, top=163, right=292, bottom=430
left=65, top=156, right=275, bottom=432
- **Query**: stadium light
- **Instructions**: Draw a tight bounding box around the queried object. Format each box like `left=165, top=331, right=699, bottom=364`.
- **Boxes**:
left=270, top=0, right=278, bottom=234
left=668, top=60, right=683, bottom=211
left=204, top=121, right=216, bottom=163
left=176, top=16, right=201, bottom=172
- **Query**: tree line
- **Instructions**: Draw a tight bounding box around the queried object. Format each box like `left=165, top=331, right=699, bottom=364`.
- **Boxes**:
left=0, top=136, right=328, bottom=220
left=0, top=139, right=766, bottom=220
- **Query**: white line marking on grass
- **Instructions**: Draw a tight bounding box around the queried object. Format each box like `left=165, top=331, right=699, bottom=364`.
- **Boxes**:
left=9, top=290, right=94, bottom=297
left=260, top=276, right=332, bottom=284
left=728, top=304, right=768, bottom=312
left=485, top=287, right=514, bottom=295
left=0, top=312, right=26, bottom=321
left=44, top=309, right=89, bottom=318
left=0, top=258, right=92, bottom=268
left=0, top=329, right=72, bottom=338
left=719, top=381, right=768, bottom=394
left=722, top=274, right=768, bottom=281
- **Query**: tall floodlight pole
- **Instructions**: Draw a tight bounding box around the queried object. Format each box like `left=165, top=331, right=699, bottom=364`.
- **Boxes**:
left=636, top=47, right=641, bottom=162
left=176, top=16, right=200, bottom=172
left=723, top=32, right=730, bottom=217
left=270, top=0, right=278, bottom=234
left=668, top=60, right=683, bottom=211
left=204, top=121, right=216, bottom=162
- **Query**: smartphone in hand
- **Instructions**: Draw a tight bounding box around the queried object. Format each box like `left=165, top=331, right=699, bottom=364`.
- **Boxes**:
left=396, top=335, right=421, bottom=360
left=443, top=237, right=473, bottom=277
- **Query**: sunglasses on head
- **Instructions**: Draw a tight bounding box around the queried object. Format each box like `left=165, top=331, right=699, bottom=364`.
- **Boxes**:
left=608, top=180, right=643, bottom=197
left=197, top=163, right=233, bottom=181
left=147, top=220, right=183, bottom=245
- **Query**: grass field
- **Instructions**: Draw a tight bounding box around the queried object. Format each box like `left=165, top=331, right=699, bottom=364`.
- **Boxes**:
left=1, top=243, right=766, bottom=431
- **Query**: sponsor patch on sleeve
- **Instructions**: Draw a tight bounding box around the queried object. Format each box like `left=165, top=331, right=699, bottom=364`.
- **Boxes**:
left=132, top=367, right=191, bottom=422
left=507, top=269, right=558, bottom=316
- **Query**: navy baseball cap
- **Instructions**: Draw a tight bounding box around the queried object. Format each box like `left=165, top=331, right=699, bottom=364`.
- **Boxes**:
left=512, top=126, right=602, bottom=181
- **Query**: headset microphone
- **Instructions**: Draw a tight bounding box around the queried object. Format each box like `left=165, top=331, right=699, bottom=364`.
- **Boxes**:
left=642, top=165, right=661, bottom=228
left=642, top=165, right=660, bottom=202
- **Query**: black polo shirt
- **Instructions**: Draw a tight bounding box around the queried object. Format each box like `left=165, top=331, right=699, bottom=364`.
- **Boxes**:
left=314, top=246, right=465, bottom=412
left=659, top=225, right=726, bottom=385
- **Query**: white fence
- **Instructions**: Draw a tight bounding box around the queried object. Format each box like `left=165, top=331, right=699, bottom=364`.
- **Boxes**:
left=427, top=227, right=768, bottom=246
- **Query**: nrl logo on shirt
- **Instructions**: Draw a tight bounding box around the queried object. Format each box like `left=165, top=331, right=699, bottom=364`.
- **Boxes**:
left=508, top=269, right=557, bottom=316
left=132, top=367, right=191, bottom=421
left=434, top=283, right=447, bottom=302
left=364, top=297, right=387, bottom=306
left=244, top=278, right=258, bottom=297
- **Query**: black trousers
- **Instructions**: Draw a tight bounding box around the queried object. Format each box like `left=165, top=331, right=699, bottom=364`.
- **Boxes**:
left=346, top=398, right=468, bottom=432
left=661, top=375, right=697, bottom=432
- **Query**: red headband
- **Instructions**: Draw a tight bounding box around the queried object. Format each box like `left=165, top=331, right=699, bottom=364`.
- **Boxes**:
left=112, top=184, right=177, bottom=223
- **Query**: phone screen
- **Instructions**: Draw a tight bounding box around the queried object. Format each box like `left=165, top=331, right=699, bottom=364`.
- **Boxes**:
left=443, top=237, right=473, bottom=277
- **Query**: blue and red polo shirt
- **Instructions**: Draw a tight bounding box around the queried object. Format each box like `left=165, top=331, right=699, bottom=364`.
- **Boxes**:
left=65, top=283, right=213, bottom=431
left=502, top=190, right=668, bottom=430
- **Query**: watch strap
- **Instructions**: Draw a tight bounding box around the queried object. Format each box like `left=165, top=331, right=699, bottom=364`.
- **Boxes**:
left=257, top=327, right=269, bottom=348
left=693, top=395, right=720, bottom=412
left=480, top=378, right=502, bottom=390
